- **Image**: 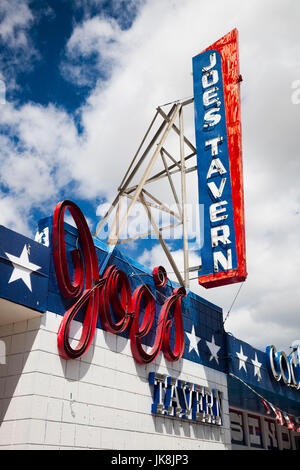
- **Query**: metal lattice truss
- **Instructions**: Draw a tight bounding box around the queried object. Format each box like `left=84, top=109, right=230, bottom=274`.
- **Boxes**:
left=93, top=98, right=199, bottom=289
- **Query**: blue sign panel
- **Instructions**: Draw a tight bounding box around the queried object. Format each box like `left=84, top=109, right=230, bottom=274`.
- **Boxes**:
left=192, top=29, right=247, bottom=289
left=193, top=49, right=237, bottom=280
left=0, top=226, right=50, bottom=312
left=227, top=335, right=300, bottom=417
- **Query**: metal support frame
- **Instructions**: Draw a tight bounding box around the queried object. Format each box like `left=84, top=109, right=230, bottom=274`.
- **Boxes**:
left=93, top=99, right=198, bottom=289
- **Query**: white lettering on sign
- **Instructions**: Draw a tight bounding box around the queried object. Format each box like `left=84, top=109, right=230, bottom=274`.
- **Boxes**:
left=202, top=53, right=221, bottom=129
left=230, top=410, right=244, bottom=444
left=205, top=137, right=223, bottom=156
left=204, top=108, right=221, bottom=127
left=266, top=344, right=300, bottom=391
left=202, top=52, right=217, bottom=72
left=211, top=225, right=231, bottom=248
left=149, top=373, right=223, bottom=426
left=203, top=87, right=219, bottom=107
left=202, top=70, right=219, bottom=89
left=213, top=250, right=232, bottom=272
left=207, top=158, right=226, bottom=179
left=208, top=178, right=227, bottom=199
left=248, top=415, right=262, bottom=447
left=230, top=408, right=299, bottom=450
left=266, top=420, right=279, bottom=449
left=210, top=201, right=228, bottom=223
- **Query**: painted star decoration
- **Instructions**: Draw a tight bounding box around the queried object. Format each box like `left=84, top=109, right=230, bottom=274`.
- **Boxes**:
left=236, top=346, right=248, bottom=373
left=5, top=245, right=41, bottom=292
left=251, top=353, right=262, bottom=382
left=185, top=326, right=201, bottom=356
left=206, top=335, right=221, bottom=364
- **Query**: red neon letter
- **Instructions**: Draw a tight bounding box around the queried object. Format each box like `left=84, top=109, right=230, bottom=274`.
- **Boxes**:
left=53, top=200, right=100, bottom=359
left=52, top=201, right=186, bottom=364
left=130, top=285, right=186, bottom=364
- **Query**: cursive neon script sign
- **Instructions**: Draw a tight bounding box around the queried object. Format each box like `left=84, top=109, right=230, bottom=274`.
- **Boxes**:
left=52, top=200, right=186, bottom=364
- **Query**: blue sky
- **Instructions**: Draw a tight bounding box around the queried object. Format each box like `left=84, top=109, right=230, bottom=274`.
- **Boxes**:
left=0, top=0, right=145, bottom=235
left=0, top=0, right=300, bottom=351
left=0, top=0, right=198, bottom=264
left=7, top=0, right=142, bottom=111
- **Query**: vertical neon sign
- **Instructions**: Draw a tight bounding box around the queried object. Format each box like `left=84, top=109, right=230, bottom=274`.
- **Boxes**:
left=193, top=29, right=247, bottom=288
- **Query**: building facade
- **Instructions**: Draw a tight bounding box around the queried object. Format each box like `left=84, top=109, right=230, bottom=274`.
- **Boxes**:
left=0, top=208, right=299, bottom=450
left=0, top=215, right=231, bottom=450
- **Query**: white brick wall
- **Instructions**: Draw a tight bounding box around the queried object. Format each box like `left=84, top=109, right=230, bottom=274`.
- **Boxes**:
left=0, top=312, right=231, bottom=450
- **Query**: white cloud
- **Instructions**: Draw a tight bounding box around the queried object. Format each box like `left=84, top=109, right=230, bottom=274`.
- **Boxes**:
left=0, top=0, right=33, bottom=46
left=66, top=17, right=119, bottom=57
left=72, top=0, right=145, bottom=26
left=0, top=194, right=32, bottom=234
left=0, top=102, right=79, bottom=233
left=61, top=16, right=122, bottom=86
left=0, top=0, right=41, bottom=89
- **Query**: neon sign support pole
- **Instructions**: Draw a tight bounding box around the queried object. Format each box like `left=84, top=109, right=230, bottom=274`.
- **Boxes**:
left=179, top=106, right=190, bottom=290
left=107, top=102, right=182, bottom=244
left=93, top=99, right=198, bottom=289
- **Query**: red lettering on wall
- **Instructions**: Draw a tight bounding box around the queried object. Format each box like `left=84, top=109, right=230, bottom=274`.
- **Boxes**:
left=53, top=200, right=186, bottom=364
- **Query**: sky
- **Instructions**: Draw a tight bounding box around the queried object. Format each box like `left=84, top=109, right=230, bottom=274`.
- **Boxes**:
left=0, top=0, right=299, bottom=352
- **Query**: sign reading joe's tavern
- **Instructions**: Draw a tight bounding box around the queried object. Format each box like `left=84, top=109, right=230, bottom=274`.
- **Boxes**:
left=192, top=29, right=247, bottom=288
